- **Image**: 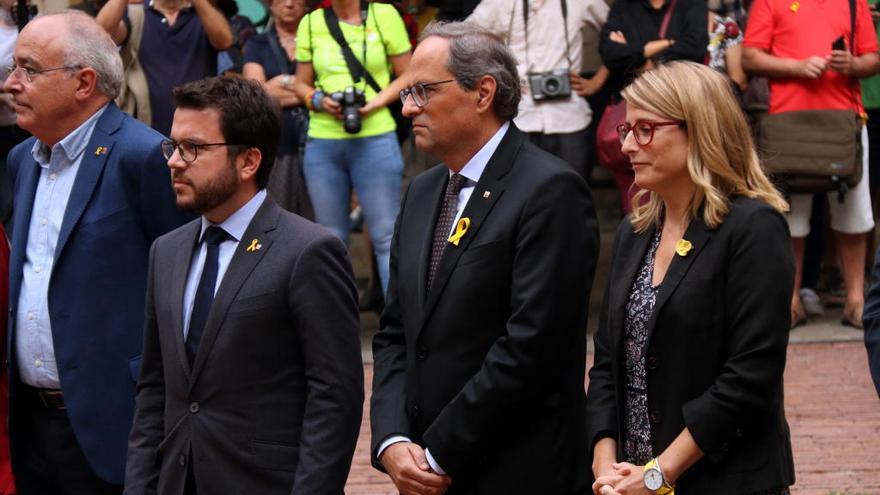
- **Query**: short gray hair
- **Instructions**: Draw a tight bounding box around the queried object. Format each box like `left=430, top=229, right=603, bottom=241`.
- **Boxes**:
left=420, top=22, right=520, bottom=120
left=39, top=11, right=124, bottom=99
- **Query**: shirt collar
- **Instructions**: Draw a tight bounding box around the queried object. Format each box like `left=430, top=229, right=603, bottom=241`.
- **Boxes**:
left=199, top=189, right=268, bottom=243
left=31, top=103, right=109, bottom=169
left=453, top=121, right=510, bottom=184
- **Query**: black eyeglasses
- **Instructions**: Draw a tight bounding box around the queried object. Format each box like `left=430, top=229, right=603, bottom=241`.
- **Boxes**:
left=5, top=64, right=81, bottom=83
left=399, top=79, right=455, bottom=108
left=161, top=139, right=242, bottom=164
left=617, top=120, right=683, bottom=146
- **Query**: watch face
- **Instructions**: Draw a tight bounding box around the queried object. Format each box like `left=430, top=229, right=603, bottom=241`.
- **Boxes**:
left=644, top=468, right=663, bottom=491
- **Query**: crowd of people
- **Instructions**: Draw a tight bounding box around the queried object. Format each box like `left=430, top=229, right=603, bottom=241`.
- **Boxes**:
left=0, top=0, right=873, bottom=494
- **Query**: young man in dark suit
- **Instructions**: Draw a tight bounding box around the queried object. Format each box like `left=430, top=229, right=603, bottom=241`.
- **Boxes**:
left=4, top=12, right=191, bottom=494
left=370, top=22, right=600, bottom=495
left=124, top=76, right=363, bottom=495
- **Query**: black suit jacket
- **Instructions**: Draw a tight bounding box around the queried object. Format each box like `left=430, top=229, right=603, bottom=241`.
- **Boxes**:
left=124, top=198, right=364, bottom=495
left=863, top=248, right=880, bottom=397
left=586, top=197, right=795, bottom=494
left=371, top=125, right=599, bottom=494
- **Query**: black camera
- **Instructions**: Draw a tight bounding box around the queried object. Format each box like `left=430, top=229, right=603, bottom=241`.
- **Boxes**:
left=330, top=86, right=367, bottom=134
left=528, top=69, right=572, bottom=101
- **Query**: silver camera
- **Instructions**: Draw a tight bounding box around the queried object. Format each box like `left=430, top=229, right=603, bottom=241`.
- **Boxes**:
left=528, top=69, right=571, bottom=101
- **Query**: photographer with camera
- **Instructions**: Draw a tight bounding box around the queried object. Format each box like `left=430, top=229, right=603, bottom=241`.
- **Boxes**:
left=466, top=0, right=609, bottom=181
left=293, top=0, right=411, bottom=295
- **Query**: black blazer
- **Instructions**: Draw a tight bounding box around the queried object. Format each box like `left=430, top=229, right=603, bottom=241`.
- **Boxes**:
left=371, top=125, right=600, bottom=494
left=124, top=198, right=364, bottom=495
left=586, top=197, right=795, bottom=494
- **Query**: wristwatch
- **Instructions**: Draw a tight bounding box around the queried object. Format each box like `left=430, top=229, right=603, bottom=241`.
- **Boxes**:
left=643, top=458, right=675, bottom=495
left=282, top=75, right=292, bottom=89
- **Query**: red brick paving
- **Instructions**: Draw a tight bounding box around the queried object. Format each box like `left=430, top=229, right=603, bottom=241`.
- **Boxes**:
left=346, top=342, right=880, bottom=494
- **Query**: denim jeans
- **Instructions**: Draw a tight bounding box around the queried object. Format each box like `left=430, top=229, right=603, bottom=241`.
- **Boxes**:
left=302, top=131, right=403, bottom=294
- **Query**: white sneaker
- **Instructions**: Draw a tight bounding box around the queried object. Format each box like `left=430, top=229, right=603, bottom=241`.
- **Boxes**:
left=799, top=288, right=825, bottom=317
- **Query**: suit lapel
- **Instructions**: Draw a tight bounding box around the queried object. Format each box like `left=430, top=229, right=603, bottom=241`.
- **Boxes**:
left=54, top=105, right=125, bottom=262
left=416, top=167, right=449, bottom=309
left=645, top=216, right=713, bottom=346
left=171, top=221, right=201, bottom=381
left=188, top=199, right=280, bottom=388
left=8, top=148, right=40, bottom=310
left=418, top=126, right=521, bottom=334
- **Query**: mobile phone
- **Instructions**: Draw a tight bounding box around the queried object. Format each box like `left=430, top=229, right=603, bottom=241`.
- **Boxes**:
left=832, top=35, right=846, bottom=50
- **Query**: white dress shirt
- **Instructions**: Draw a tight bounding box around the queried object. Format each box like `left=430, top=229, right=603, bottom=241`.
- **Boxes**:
left=182, top=189, right=267, bottom=337
left=376, top=122, right=510, bottom=474
left=467, top=0, right=609, bottom=134
left=15, top=105, right=107, bottom=388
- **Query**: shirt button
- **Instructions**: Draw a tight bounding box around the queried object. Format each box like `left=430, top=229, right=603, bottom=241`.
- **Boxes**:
left=189, top=402, right=199, bottom=414
left=40, top=218, right=47, bottom=225
left=34, top=359, right=42, bottom=368
left=178, top=455, right=186, bottom=466
left=48, top=173, right=56, bottom=180
left=34, top=266, right=42, bottom=273
left=27, top=312, right=34, bottom=320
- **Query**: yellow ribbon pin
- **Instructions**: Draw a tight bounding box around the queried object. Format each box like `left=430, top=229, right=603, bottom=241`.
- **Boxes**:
left=448, top=217, right=471, bottom=246
left=789, top=1, right=800, bottom=12
left=246, top=239, right=262, bottom=252
left=675, top=239, right=693, bottom=257
left=94, top=146, right=107, bottom=156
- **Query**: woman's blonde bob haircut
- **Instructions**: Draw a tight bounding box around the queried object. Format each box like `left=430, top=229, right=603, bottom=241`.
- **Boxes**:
left=622, top=61, right=788, bottom=233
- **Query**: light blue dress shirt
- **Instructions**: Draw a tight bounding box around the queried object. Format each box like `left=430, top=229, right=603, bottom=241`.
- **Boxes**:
left=16, top=105, right=108, bottom=389
left=182, top=189, right=267, bottom=338
left=376, top=121, right=510, bottom=474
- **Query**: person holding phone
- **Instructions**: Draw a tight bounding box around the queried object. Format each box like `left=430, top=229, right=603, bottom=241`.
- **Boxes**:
left=743, top=0, right=880, bottom=329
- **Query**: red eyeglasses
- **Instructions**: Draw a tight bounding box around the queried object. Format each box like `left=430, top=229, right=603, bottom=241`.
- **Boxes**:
left=616, top=120, right=683, bottom=146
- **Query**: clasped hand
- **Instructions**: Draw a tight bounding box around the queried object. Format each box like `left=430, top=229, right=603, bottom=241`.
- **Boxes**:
left=592, top=462, right=654, bottom=495
left=380, top=442, right=452, bottom=495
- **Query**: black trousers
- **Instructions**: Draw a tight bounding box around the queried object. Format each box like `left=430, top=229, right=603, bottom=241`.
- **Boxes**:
left=12, top=384, right=122, bottom=495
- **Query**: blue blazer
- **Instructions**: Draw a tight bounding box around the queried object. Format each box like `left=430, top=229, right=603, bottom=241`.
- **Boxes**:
left=6, top=102, right=192, bottom=484
left=864, top=249, right=880, bottom=397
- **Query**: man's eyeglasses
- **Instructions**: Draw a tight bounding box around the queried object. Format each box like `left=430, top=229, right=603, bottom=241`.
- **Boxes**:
left=5, top=64, right=81, bottom=83
left=399, top=79, right=455, bottom=108
left=617, top=120, right=683, bottom=146
left=161, top=139, right=242, bottom=164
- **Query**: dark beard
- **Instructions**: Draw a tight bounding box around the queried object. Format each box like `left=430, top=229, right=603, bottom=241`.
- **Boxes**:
left=176, top=160, right=239, bottom=214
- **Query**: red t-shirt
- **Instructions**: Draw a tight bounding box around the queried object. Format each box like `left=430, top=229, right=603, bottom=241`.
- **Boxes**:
left=744, top=0, right=878, bottom=114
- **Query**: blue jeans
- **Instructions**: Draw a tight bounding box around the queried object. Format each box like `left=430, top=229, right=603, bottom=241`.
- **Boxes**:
left=302, top=132, right=403, bottom=294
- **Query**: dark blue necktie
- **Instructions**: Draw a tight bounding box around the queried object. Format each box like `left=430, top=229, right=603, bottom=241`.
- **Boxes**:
left=186, top=226, right=231, bottom=366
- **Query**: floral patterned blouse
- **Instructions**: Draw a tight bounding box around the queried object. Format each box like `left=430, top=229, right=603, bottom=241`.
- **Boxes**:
left=622, top=232, right=660, bottom=465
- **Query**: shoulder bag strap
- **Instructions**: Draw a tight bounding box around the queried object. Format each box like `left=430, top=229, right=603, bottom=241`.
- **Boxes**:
left=658, top=0, right=677, bottom=39
left=323, top=7, right=382, bottom=93
left=266, top=27, right=294, bottom=75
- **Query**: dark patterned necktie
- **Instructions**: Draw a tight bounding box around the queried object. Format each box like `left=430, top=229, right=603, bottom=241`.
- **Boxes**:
left=186, top=226, right=231, bottom=366
left=428, top=173, right=466, bottom=290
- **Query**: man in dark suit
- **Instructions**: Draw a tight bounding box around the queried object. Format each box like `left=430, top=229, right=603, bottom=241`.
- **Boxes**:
left=370, top=22, right=599, bottom=495
left=863, top=248, right=880, bottom=396
left=124, top=76, right=363, bottom=495
left=3, top=12, right=191, bottom=494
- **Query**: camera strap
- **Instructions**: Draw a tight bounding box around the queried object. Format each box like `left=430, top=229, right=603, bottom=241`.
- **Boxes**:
left=323, top=4, right=382, bottom=94
left=517, top=0, right=572, bottom=72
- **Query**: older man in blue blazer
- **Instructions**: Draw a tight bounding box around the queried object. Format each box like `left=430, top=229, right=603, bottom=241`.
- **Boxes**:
left=3, top=12, right=190, bottom=494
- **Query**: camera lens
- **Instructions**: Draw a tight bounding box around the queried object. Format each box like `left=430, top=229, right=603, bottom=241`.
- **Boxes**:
left=543, top=77, right=561, bottom=95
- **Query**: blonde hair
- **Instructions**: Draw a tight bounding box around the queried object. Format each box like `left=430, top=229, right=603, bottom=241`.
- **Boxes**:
left=622, top=61, right=788, bottom=233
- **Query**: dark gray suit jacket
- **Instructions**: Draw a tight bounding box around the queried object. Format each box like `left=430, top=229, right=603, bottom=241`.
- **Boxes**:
left=124, top=197, right=364, bottom=495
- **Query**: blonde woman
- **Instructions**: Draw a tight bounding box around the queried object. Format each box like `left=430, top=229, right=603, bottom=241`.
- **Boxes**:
left=586, top=61, right=794, bottom=494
